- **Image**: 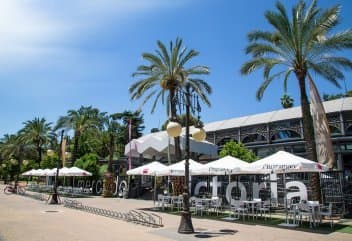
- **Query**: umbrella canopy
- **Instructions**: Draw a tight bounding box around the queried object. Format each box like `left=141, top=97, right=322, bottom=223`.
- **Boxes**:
left=58, top=167, right=71, bottom=176
left=38, top=168, right=53, bottom=176
left=127, top=161, right=167, bottom=176
left=156, top=159, right=204, bottom=176
left=192, top=155, right=249, bottom=175
left=247, top=151, right=327, bottom=174
left=21, top=169, right=36, bottom=176
left=124, top=130, right=218, bottom=160
left=66, top=167, right=92, bottom=176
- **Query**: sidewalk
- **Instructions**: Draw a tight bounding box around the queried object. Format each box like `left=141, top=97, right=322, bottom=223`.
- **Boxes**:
left=0, top=186, right=351, bottom=241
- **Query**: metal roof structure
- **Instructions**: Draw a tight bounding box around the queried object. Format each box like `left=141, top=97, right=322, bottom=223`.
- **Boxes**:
left=204, top=97, right=352, bottom=132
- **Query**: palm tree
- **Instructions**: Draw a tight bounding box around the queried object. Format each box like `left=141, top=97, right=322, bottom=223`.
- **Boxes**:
left=280, top=94, right=294, bottom=108
left=240, top=0, right=352, bottom=201
left=130, top=38, right=211, bottom=162
left=0, top=134, right=30, bottom=183
left=20, top=117, right=54, bottom=166
left=101, top=115, right=120, bottom=197
left=55, top=106, right=105, bottom=166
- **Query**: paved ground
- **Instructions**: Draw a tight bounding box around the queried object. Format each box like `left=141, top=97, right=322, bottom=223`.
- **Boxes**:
left=0, top=185, right=351, bottom=241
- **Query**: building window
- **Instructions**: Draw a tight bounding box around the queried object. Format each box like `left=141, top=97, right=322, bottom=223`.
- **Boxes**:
left=329, top=125, right=341, bottom=135
left=217, top=137, right=236, bottom=147
left=271, top=130, right=300, bottom=141
left=242, top=134, right=266, bottom=144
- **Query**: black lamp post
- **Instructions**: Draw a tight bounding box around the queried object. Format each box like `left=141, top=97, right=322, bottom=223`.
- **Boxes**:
left=48, top=130, right=64, bottom=204
left=166, top=83, right=206, bottom=234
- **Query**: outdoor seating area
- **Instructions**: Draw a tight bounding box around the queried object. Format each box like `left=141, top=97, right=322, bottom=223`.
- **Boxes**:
left=126, top=151, right=348, bottom=230
left=21, top=167, right=93, bottom=197
left=152, top=193, right=341, bottom=230
left=25, top=183, right=92, bottom=197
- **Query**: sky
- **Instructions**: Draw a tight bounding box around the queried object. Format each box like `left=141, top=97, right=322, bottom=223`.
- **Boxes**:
left=0, top=0, right=352, bottom=137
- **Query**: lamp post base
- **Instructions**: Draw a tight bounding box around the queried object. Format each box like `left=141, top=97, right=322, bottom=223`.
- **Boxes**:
left=48, top=193, right=60, bottom=205
left=177, top=211, right=194, bottom=234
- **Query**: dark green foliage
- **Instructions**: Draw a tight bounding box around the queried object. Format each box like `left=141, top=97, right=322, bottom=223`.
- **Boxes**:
left=150, top=128, right=160, bottom=133
left=40, top=154, right=58, bottom=169
left=280, top=94, right=294, bottom=108
left=323, top=90, right=352, bottom=101
left=74, top=153, right=100, bottom=178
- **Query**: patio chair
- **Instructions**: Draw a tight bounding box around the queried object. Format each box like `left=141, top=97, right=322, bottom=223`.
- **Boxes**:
left=157, top=194, right=165, bottom=210
left=319, top=203, right=333, bottom=228
left=231, top=200, right=248, bottom=221
left=258, top=199, right=271, bottom=220
left=171, top=195, right=183, bottom=211
left=209, top=197, right=222, bottom=216
left=297, top=200, right=314, bottom=228
left=194, top=198, right=207, bottom=216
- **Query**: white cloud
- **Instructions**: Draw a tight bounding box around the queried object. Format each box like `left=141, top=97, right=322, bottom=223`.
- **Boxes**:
left=0, top=0, right=187, bottom=61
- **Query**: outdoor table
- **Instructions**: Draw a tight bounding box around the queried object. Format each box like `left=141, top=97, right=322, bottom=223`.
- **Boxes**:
left=201, top=198, right=212, bottom=206
left=243, top=200, right=261, bottom=220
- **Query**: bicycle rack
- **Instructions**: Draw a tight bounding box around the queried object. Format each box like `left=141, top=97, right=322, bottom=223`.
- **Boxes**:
left=63, top=199, right=163, bottom=228
left=22, top=191, right=48, bottom=202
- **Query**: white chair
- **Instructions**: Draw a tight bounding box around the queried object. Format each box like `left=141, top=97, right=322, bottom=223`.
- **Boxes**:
left=194, top=198, right=207, bottom=216
left=231, top=200, right=248, bottom=221
left=210, top=197, right=222, bottom=216
left=171, top=195, right=183, bottom=211
left=320, top=203, right=333, bottom=228
left=298, top=201, right=314, bottom=228
left=157, top=194, right=164, bottom=210
left=258, top=199, right=271, bottom=220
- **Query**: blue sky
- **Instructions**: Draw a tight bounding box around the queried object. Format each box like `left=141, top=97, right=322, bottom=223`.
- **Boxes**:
left=1, top=0, right=351, bottom=136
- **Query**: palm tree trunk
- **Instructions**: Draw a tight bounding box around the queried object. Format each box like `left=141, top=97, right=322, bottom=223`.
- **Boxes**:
left=170, top=89, right=182, bottom=162
left=296, top=72, right=321, bottom=202
left=37, top=146, right=42, bottom=167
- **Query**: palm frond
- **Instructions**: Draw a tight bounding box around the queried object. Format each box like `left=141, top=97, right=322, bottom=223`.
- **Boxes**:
left=283, top=68, right=294, bottom=93
left=157, top=40, right=171, bottom=68
left=245, top=43, right=281, bottom=57
left=256, top=70, right=286, bottom=101
left=308, top=61, right=343, bottom=87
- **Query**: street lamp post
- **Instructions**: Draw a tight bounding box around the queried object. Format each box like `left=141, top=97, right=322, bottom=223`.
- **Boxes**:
left=48, top=130, right=64, bottom=204
left=166, top=83, right=206, bottom=234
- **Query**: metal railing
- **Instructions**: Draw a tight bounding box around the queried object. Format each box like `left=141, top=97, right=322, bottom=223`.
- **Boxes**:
left=63, top=199, right=163, bottom=228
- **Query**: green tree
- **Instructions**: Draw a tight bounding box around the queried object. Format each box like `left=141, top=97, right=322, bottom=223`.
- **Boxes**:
left=20, top=117, right=54, bottom=166
left=74, top=153, right=100, bottom=179
left=0, top=134, right=31, bottom=183
left=219, top=141, right=257, bottom=163
left=240, top=0, right=352, bottom=200
left=40, top=154, right=58, bottom=169
left=280, top=94, right=294, bottom=108
left=55, top=106, right=106, bottom=166
left=130, top=38, right=211, bottom=162
left=111, top=110, right=145, bottom=156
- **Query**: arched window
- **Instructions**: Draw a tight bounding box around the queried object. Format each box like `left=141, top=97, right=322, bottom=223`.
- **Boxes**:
left=242, top=134, right=266, bottom=144
left=329, top=125, right=340, bottom=135
left=346, top=125, right=352, bottom=136
left=217, top=137, right=236, bottom=147
left=271, top=130, right=300, bottom=141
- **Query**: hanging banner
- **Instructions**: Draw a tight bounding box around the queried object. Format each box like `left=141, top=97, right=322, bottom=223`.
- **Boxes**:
left=128, top=119, right=132, bottom=170
left=61, top=138, right=67, bottom=167
left=308, top=74, right=335, bottom=169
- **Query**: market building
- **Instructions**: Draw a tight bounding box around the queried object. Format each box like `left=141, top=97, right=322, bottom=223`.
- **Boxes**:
left=204, top=97, right=352, bottom=173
